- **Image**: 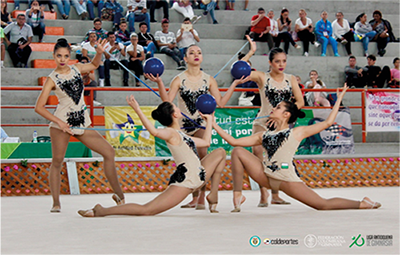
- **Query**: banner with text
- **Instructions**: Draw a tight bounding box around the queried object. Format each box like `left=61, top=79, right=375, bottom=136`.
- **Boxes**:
left=365, top=91, right=400, bottom=132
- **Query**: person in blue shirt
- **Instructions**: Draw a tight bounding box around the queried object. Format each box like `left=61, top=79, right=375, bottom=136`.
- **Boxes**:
left=314, top=11, right=340, bottom=57
left=104, top=0, right=124, bottom=31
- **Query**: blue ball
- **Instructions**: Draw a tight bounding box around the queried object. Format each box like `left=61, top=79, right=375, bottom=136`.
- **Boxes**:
left=231, top=60, right=251, bottom=80
left=143, top=57, right=164, bottom=76
left=196, top=94, right=217, bottom=114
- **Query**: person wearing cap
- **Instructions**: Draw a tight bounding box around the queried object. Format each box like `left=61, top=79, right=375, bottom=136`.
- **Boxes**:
left=126, top=32, right=145, bottom=86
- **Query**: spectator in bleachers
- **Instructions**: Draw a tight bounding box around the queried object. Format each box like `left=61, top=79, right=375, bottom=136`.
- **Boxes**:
left=82, top=30, right=105, bottom=86
left=25, top=0, right=46, bottom=42
left=200, top=0, right=218, bottom=24
left=359, top=54, right=390, bottom=88
left=147, top=0, right=169, bottom=23
left=115, top=18, right=131, bottom=46
left=80, top=56, right=102, bottom=106
left=295, top=75, right=305, bottom=96
left=171, top=0, right=201, bottom=23
left=3, top=13, right=33, bottom=68
left=137, top=21, right=157, bottom=58
left=267, top=9, right=279, bottom=51
left=1, top=0, right=12, bottom=28
left=84, top=17, right=108, bottom=41
left=332, top=12, right=354, bottom=56
left=345, top=56, right=364, bottom=88
left=13, top=0, right=56, bottom=13
left=126, top=0, right=150, bottom=33
left=354, top=13, right=376, bottom=57
left=370, top=10, right=390, bottom=57
left=275, top=8, right=300, bottom=54
left=305, top=70, right=330, bottom=107
left=104, top=0, right=124, bottom=31
left=295, top=9, right=320, bottom=57
left=70, top=0, right=88, bottom=20
left=249, top=7, right=273, bottom=52
left=315, top=11, right=340, bottom=57
left=87, top=0, right=104, bottom=20
left=0, top=27, right=4, bottom=67
left=227, top=0, right=234, bottom=10
left=176, top=17, right=200, bottom=56
left=155, top=18, right=185, bottom=70
left=388, top=57, right=399, bottom=88
left=52, top=0, right=70, bottom=19
left=126, top=32, right=144, bottom=86
left=103, top=31, right=129, bottom=86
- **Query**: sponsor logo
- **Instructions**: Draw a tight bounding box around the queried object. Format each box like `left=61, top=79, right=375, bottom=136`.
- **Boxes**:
left=249, top=236, right=261, bottom=247
left=305, top=234, right=346, bottom=248
left=366, top=235, right=393, bottom=246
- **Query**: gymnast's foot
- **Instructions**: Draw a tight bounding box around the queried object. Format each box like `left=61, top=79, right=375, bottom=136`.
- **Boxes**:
left=258, top=187, right=269, bottom=207
left=231, top=192, right=246, bottom=213
left=359, top=197, right=381, bottom=209
left=78, top=204, right=104, bottom=217
left=50, top=205, right=61, bottom=213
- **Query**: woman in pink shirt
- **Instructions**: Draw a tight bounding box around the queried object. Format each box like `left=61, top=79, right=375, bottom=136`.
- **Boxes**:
left=389, top=57, right=399, bottom=88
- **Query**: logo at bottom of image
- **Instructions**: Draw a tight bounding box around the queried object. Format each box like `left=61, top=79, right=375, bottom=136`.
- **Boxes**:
left=263, top=238, right=299, bottom=246
left=304, top=234, right=346, bottom=248
left=249, top=236, right=261, bottom=247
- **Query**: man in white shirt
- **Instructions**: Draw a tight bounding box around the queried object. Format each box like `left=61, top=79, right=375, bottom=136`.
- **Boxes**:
left=3, top=14, right=33, bottom=67
left=154, top=18, right=185, bottom=70
left=104, top=31, right=129, bottom=86
left=176, top=17, right=200, bottom=57
left=126, top=0, right=150, bottom=33
left=126, top=32, right=145, bottom=86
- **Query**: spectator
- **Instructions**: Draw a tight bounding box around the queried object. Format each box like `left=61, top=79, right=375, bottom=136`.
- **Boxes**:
left=227, top=0, right=234, bottom=10
left=200, top=0, right=218, bottom=24
left=295, top=9, right=320, bottom=57
left=52, top=0, right=70, bottom=19
left=370, top=10, right=390, bottom=57
left=154, top=18, right=185, bottom=70
left=176, top=17, right=200, bottom=56
left=315, top=11, right=340, bottom=57
left=243, top=0, right=248, bottom=11
left=137, top=21, right=157, bottom=58
left=295, top=75, right=305, bottom=96
left=267, top=9, right=279, bottom=52
left=13, top=0, right=28, bottom=10
left=36, top=0, right=55, bottom=12
left=103, top=31, right=129, bottom=86
left=388, top=57, right=399, bottom=88
left=126, top=32, right=144, bottom=86
left=3, top=14, right=33, bottom=68
left=354, top=13, right=376, bottom=57
left=115, top=18, right=131, bottom=46
left=359, top=54, right=390, bottom=88
left=275, top=8, right=300, bottom=54
left=0, top=27, right=4, bottom=67
left=126, top=0, right=150, bottom=33
left=104, top=0, right=124, bottom=31
left=70, top=0, right=88, bottom=20
left=25, top=0, right=46, bottom=42
left=147, top=0, right=169, bottom=23
left=305, top=70, right=330, bottom=107
left=83, top=17, right=108, bottom=41
left=344, top=56, right=364, bottom=88
left=236, top=52, right=260, bottom=106
left=332, top=11, right=354, bottom=56
left=87, top=0, right=104, bottom=20
left=82, top=30, right=105, bottom=86
left=1, top=0, right=12, bottom=28
left=249, top=7, right=273, bottom=52
left=171, top=0, right=201, bottom=23
left=80, top=56, right=102, bottom=106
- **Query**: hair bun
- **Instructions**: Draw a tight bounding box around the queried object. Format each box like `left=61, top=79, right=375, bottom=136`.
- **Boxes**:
left=56, top=38, right=68, bottom=45
left=297, top=110, right=306, bottom=119
left=151, top=109, right=160, bottom=120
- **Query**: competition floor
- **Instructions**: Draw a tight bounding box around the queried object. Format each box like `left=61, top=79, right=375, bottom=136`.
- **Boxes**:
left=1, top=186, right=399, bottom=254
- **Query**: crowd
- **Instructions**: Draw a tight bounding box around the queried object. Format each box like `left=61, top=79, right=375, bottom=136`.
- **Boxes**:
left=1, top=1, right=399, bottom=94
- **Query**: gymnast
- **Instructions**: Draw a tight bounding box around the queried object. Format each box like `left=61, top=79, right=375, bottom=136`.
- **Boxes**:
left=145, top=44, right=250, bottom=210
left=78, top=95, right=226, bottom=217
left=212, top=83, right=381, bottom=211
left=241, top=35, right=305, bottom=207
left=34, top=38, right=125, bottom=212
